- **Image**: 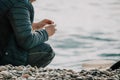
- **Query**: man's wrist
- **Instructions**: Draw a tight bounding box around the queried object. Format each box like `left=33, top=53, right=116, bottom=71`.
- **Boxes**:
left=32, top=23, right=38, bottom=30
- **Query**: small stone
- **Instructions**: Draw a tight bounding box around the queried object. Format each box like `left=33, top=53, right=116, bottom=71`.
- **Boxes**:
left=28, top=76, right=36, bottom=80
left=36, top=78, right=45, bottom=80
left=76, top=76, right=84, bottom=80
left=86, top=75, right=93, bottom=80
left=71, top=73, right=79, bottom=78
left=0, top=71, right=12, bottom=79
left=0, top=77, right=3, bottom=80
left=22, top=74, right=30, bottom=78
left=0, top=66, right=7, bottom=72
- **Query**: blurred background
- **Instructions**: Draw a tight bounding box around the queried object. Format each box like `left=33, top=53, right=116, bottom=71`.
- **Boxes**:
left=33, top=0, right=120, bottom=71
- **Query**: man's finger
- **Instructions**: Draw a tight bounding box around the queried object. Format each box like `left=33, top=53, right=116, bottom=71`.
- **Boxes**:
left=44, top=19, right=54, bottom=24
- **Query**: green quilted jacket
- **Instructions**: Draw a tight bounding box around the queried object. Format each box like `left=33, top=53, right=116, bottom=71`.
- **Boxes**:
left=0, top=0, right=48, bottom=52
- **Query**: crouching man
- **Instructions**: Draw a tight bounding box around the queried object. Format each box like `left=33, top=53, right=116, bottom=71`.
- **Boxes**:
left=0, top=0, right=56, bottom=67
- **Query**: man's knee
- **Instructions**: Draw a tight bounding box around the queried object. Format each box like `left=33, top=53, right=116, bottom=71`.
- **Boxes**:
left=28, top=43, right=55, bottom=67
left=46, top=50, right=55, bottom=60
left=40, top=51, right=55, bottom=67
left=28, top=43, right=53, bottom=53
left=28, top=50, right=55, bottom=67
left=38, top=43, right=55, bottom=60
left=42, top=43, right=53, bottom=53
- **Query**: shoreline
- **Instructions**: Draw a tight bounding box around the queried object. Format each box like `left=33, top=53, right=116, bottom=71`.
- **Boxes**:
left=81, top=59, right=117, bottom=71
left=0, top=64, right=120, bottom=80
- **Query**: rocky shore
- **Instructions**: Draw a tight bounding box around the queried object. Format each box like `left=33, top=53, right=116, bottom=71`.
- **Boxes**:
left=0, top=64, right=120, bottom=80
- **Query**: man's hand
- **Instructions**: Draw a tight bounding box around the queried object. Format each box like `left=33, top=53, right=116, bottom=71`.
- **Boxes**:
left=30, top=0, right=36, bottom=3
left=32, top=19, right=54, bottom=30
left=45, top=24, right=56, bottom=37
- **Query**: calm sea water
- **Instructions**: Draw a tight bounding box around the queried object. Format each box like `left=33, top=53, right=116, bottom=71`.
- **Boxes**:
left=33, top=0, right=120, bottom=71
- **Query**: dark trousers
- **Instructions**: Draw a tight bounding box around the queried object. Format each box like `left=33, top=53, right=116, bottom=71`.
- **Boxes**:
left=27, top=43, right=55, bottom=67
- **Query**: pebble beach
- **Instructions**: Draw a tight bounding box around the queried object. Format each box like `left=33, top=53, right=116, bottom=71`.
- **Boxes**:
left=0, top=65, right=120, bottom=80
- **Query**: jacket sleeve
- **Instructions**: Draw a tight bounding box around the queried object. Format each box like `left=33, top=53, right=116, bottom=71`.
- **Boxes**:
left=7, top=2, right=48, bottom=50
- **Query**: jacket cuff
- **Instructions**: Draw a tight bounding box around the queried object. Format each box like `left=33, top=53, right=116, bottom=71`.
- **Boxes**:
left=43, top=29, right=49, bottom=41
left=36, top=29, right=49, bottom=41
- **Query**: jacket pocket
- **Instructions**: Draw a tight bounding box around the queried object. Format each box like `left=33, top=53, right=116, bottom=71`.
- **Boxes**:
left=5, top=46, right=28, bottom=66
left=2, top=35, right=28, bottom=66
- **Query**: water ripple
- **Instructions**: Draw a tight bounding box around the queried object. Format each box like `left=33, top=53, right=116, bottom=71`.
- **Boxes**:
left=80, top=36, right=117, bottom=42
left=99, top=53, right=120, bottom=57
